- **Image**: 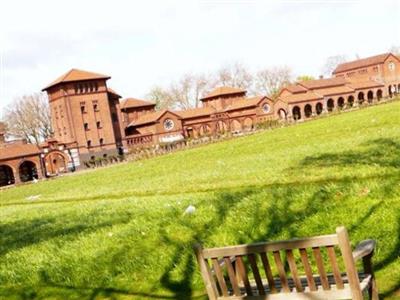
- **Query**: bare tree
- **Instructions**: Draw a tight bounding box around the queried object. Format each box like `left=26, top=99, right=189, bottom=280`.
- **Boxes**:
left=215, top=62, right=254, bottom=91
left=254, top=66, right=292, bottom=98
left=147, top=73, right=213, bottom=110
left=3, top=93, right=52, bottom=144
left=322, top=55, right=347, bottom=76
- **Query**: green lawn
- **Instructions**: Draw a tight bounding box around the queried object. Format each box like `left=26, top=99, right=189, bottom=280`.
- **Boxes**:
left=1, top=101, right=399, bottom=299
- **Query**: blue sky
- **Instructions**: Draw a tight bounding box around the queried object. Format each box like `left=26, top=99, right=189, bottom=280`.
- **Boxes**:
left=0, top=0, right=399, bottom=116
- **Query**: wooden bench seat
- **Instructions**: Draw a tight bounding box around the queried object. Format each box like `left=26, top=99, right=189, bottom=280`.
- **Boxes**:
left=194, top=227, right=378, bottom=300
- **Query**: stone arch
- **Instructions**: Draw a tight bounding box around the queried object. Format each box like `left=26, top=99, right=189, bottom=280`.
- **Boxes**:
left=337, top=97, right=345, bottom=109
left=0, top=164, right=15, bottom=187
left=243, top=118, right=253, bottom=131
left=304, top=104, right=312, bottom=118
left=278, top=108, right=287, bottom=120
left=44, top=151, right=68, bottom=176
left=327, top=98, right=334, bottom=112
left=358, top=92, right=365, bottom=104
left=377, top=89, right=383, bottom=101
left=367, top=90, right=374, bottom=103
left=230, top=119, right=242, bottom=132
left=19, top=160, right=38, bottom=183
left=315, top=102, right=323, bottom=115
left=347, top=95, right=354, bottom=107
left=292, top=106, right=301, bottom=120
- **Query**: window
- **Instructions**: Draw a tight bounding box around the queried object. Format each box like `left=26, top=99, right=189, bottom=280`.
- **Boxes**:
left=96, top=121, right=101, bottom=129
left=84, top=123, right=89, bottom=131
left=80, top=102, right=86, bottom=113
left=373, top=66, right=378, bottom=73
left=262, top=103, right=270, bottom=113
left=93, top=103, right=99, bottom=111
left=74, top=85, right=78, bottom=93
left=79, top=84, right=83, bottom=93
left=94, top=82, right=98, bottom=91
left=389, top=62, right=396, bottom=71
left=87, top=140, right=92, bottom=148
left=164, top=119, right=174, bottom=131
left=99, top=138, right=104, bottom=146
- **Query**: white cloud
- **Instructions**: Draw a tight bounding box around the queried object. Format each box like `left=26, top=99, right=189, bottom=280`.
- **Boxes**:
left=0, top=0, right=399, bottom=117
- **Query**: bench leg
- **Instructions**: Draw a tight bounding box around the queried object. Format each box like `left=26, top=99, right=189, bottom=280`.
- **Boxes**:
left=369, top=277, right=379, bottom=300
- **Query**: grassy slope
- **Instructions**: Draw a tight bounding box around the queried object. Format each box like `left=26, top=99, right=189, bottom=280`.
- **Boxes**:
left=0, top=101, right=399, bottom=299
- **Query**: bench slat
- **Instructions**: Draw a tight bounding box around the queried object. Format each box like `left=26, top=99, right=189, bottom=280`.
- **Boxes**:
left=236, top=256, right=253, bottom=296
left=202, top=235, right=339, bottom=259
left=313, top=247, right=330, bottom=290
left=273, top=251, right=290, bottom=292
left=260, top=252, right=277, bottom=293
left=299, top=248, right=317, bottom=291
left=248, top=253, right=266, bottom=295
left=327, top=246, right=344, bottom=290
left=286, top=249, right=303, bottom=292
left=211, top=257, right=228, bottom=296
left=224, top=256, right=241, bottom=296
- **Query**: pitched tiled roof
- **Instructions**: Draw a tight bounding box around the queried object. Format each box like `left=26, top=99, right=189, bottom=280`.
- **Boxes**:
left=121, top=98, right=156, bottom=109
left=297, top=77, right=348, bottom=90
left=347, top=80, right=385, bottom=90
left=0, top=143, right=41, bottom=161
left=280, top=91, right=323, bottom=103
left=224, top=96, right=265, bottom=111
left=43, top=69, right=110, bottom=90
left=332, top=53, right=396, bottom=74
left=312, top=86, right=355, bottom=96
left=175, top=107, right=216, bottom=119
left=127, top=110, right=180, bottom=127
left=107, top=88, right=121, bottom=98
left=201, top=87, right=246, bottom=100
left=284, top=84, right=308, bottom=94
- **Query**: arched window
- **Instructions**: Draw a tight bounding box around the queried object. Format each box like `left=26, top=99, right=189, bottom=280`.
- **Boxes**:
left=99, top=138, right=104, bottom=146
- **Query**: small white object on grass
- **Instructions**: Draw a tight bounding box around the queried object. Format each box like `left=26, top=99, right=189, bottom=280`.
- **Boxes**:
left=26, top=195, right=41, bottom=201
left=32, top=178, right=38, bottom=183
left=184, top=205, right=196, bottom=215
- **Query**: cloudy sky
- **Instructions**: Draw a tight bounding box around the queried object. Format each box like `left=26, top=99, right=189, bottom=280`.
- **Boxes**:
left=0, top=0, right=399, bottom=117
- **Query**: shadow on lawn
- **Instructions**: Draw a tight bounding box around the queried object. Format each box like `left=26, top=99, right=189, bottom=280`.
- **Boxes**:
left=157, top=137, right=400, bottom=299
left=1, top=138, right=399, bottom=299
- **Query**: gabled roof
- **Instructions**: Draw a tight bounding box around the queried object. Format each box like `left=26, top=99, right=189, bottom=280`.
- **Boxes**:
left=201, top=86, right=246, bottom=101
left=224, top=96, right=266, bottom=111
left=43, top=69, right=110, bottom=91
left=127, top=110, right=181, bottom=127
left=279, top=91, right=323, bottom=104
left=0, top=143, right=41, bottom=161
left=333, top=53, right=399, bottom=74
left=121, top=98, right=156, bottom=110
left=175, top=106, right=216, bottom=119
left=297, top=77, right=348, bottom=90
left=347, top=80, right=385, bottom=90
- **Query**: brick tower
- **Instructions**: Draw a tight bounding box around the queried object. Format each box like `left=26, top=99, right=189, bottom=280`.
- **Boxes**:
left=42, top=69, right=125, bottom=166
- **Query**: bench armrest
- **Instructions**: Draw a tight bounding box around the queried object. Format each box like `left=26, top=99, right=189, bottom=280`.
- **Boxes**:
left=352, top=239, right=376, bottom=261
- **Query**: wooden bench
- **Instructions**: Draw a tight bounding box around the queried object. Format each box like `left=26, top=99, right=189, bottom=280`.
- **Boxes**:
left=194, top=227, right=378, bottom=299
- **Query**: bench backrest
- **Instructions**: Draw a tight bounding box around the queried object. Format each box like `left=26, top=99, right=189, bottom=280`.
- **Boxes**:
left=194, top=226, right=362, bottom=299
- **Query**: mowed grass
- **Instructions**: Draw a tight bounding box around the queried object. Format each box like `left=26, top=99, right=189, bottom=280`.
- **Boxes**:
left=0, top=101, right=400, bottom=300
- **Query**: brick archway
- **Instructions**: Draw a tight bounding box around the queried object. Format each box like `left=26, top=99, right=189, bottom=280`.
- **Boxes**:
left=19, top=160, right=38, bottom=183
left=243, top=118, right=253, bottom=131
left=230, top=119, right=242, bottom=132
left=44, top=150, right=69, bottom=176
left=0, top=164, right=15, bottom=187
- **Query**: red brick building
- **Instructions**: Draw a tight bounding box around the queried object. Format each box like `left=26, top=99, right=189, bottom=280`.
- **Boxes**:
left=0, top=52, right=399, bottom=187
